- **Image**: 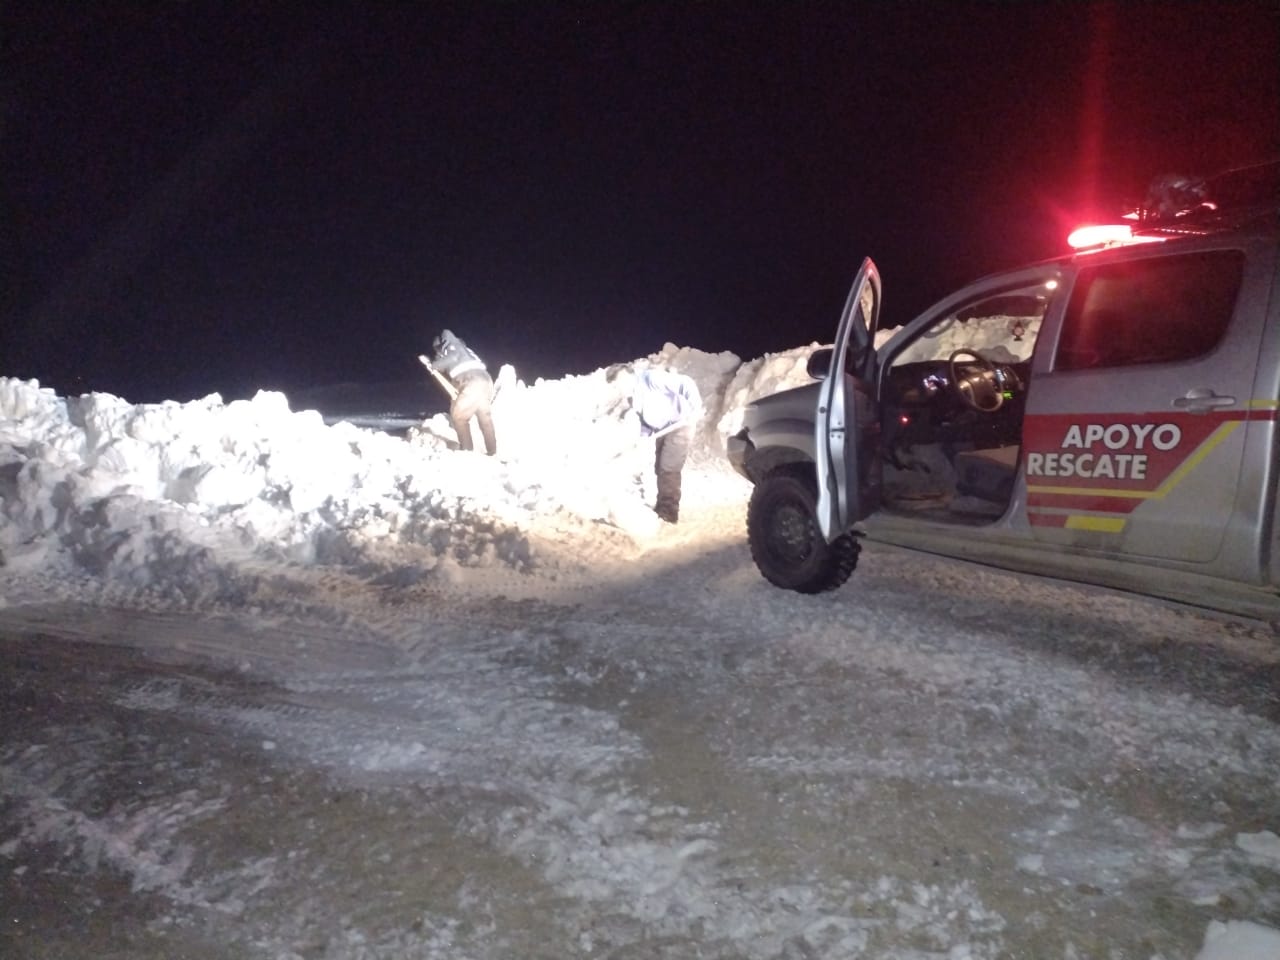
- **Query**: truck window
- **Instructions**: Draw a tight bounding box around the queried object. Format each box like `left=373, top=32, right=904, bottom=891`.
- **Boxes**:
left=893, top=284, right=1051, bottom=367
left=1055, top=250, right=1245, bottom=371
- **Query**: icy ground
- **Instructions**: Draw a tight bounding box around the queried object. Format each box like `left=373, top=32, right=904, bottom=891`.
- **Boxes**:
left=2, top=344, right=1279, bottom=960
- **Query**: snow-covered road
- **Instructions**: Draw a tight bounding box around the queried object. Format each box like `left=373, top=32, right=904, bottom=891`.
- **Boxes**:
left=3, top=351, right=1280, bottom=958
left=3, top=490, right=1279, bottom=959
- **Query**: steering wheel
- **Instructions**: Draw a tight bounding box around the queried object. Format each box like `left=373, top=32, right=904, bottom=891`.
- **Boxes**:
left=948, top=349, right=1004, bottom=412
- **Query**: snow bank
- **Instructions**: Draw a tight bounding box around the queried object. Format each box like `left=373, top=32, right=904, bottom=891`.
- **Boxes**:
left=0, top=345, right=819, bottom=590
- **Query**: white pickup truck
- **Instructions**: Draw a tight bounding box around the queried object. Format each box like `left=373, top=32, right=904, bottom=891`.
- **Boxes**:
left=727, top=162, right=1280, bottom=620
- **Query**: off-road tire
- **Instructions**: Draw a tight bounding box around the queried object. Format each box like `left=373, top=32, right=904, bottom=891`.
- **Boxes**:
left=747, top=471, right=860, bottom=593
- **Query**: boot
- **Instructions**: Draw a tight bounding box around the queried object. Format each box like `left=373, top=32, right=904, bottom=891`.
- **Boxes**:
left=655, top=469, right=681, bottom=524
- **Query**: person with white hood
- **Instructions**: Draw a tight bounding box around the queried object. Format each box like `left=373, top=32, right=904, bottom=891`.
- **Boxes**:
left=629, top=367, right=702, bottom=524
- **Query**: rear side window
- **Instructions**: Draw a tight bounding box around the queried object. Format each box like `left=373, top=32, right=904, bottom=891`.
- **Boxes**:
left=1055, top=250, right=1245, bottom=371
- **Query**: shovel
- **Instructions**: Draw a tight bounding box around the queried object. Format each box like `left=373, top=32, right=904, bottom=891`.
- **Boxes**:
left=418, top=354, right=459, bottom=401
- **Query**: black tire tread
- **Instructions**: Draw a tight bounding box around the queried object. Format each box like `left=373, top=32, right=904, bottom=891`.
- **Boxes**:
left=746, top=470, right=859, bottom=593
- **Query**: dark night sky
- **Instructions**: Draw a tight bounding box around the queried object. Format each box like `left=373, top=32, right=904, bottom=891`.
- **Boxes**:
left=3, top=2, right=1278, bottom=404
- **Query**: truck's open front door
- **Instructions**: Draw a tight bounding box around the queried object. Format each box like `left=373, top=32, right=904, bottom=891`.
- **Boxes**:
left=815, top=257, right=882, bottom=540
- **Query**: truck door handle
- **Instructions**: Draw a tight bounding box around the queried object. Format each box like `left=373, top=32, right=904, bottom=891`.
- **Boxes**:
left=1173, top=388, right=1236, bottom=412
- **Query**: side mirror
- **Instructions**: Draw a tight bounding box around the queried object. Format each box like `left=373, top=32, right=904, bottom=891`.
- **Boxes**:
left=806, top=347, right=835, bottom=380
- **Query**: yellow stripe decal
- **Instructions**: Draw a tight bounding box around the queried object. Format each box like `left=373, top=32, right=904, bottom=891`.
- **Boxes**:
left=1064, top=515, right=1127, bottom=532
left=1026, top=483, right=1148, bottom=498
left=1150, top=420, right=1241, bottom=499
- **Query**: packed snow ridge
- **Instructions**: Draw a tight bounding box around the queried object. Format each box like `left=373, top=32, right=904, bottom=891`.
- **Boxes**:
left=0, top=343, right=819, bottom=595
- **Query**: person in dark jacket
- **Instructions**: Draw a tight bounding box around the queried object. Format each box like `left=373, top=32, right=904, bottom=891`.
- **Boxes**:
left=630, top=367, right=701, bottom=523
left=428, top=329, right=497, bottom=456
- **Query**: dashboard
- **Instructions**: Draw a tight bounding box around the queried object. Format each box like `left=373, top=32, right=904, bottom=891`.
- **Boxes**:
left=881, top=358, right=1029, bottom=451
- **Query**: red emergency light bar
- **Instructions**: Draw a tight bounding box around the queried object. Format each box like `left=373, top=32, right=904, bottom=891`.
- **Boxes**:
left=1067, top=223, right=1168, bottom=252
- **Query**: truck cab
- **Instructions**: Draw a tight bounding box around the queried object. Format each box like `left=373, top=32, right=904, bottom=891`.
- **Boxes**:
left=727, top=163, right=1280, bottom=619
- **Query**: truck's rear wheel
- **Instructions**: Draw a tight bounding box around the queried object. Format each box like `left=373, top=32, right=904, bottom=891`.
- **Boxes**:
left=747, top=472, right=859, bottom=593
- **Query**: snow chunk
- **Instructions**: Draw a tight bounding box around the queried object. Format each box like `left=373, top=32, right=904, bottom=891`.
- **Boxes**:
left=1235, top=830, right=1280, bottom=869
left=1196, top=919, right=1280, bottom=960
